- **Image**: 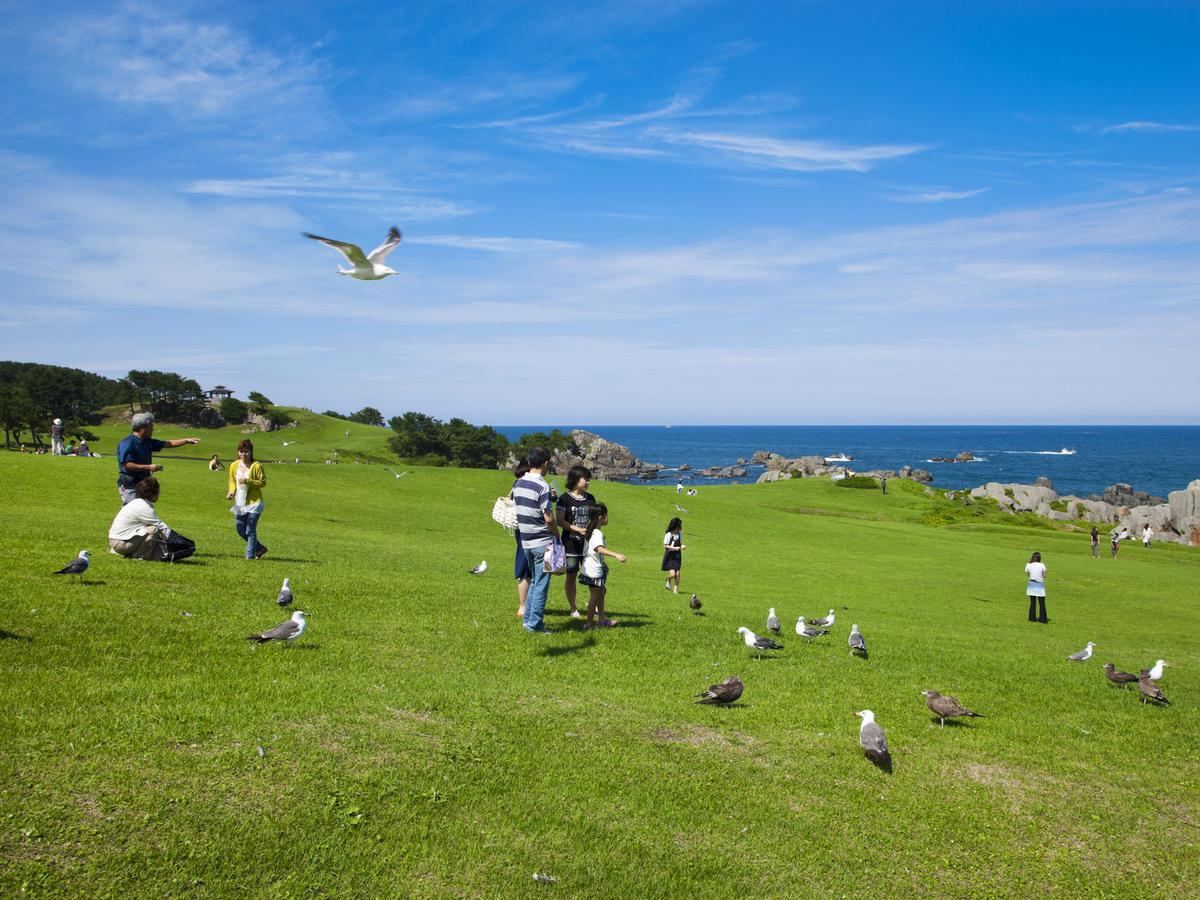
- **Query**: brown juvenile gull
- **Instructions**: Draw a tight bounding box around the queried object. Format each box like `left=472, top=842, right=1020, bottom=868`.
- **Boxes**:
left=766, top=607, right=781, bottom=635
left=848, top=623, right=868, bottom=658
left=302, top=226, right=402, bottom=280
left=855, top=710, right=891, bottom=768
left=920, top=690, right=984, bottom=728
left=795, top=616, right=830, bottom=639
left=247, top=610, right=308, bottom=645
left=52, top=550, right=90, bottom=582
left=1102, top=662, right=1137, bottom=685
left=810, top=609, right=836, bottom=628
left=689, top=593, right=702, bottom=612
left=696, top=676, right=744, bottom=705
left=737, top=626, right=783, bottom=657
left=1066, top=641, right=1095, bottom=662
left=276, top=577, right=293, bottom=608
left=1137, top=670, right=1169, bottom=705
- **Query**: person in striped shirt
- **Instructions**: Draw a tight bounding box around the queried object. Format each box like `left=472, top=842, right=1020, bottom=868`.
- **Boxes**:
left=512, top=446, right=561, bottom=633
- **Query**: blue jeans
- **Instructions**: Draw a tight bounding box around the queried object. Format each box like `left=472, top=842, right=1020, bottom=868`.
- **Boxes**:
left=522, top=546, right=551, bottom=632
left=235, top=503, right=266, bottom=559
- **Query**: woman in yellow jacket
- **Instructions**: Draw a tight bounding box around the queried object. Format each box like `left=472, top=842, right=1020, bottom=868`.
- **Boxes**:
left=227, top=438, right=268, bottom=559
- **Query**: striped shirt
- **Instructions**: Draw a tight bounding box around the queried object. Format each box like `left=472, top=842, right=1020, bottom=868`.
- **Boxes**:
left=513, top=472, right=554, bottom=550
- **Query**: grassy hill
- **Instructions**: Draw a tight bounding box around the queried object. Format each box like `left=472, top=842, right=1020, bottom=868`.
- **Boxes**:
left=1, top=453, right=1196, bottom=896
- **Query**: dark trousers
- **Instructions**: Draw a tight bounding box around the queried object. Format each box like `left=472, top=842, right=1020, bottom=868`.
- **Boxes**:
left=1028, top=595, right=1047, bottom=623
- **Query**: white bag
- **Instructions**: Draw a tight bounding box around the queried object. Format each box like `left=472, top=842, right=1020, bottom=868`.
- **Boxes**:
left=492, top=496, right=518, bottom=532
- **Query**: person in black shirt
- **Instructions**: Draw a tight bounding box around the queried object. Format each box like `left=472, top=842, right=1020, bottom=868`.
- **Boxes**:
left=555, top=465, right=595, bottom=621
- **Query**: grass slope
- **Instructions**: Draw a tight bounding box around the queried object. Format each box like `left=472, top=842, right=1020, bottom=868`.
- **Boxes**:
left=1, top=455, right=1197, bottom=897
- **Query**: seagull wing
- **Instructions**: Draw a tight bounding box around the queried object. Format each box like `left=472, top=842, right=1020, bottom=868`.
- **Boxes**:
left=1067, top=649, right=1087, bottom=661
left=754, top=637, right=784, bottom=650
left=277, top=587, right=293, bottom=607
left=55, top=558, right=88, bottom=575
left=303, top=232, right=370, bottom=267
left=366, top=227, right=402, bottom=264
left=250, top=619, right=300, bottom=642
left=849, top=632, right=866, bottom=650
left=861, top=722, right=889, bottom=756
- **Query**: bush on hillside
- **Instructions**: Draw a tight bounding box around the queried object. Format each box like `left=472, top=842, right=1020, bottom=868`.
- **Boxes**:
left=220, top=397, right=249, bottom=424
left=348, top=406, right=386, bottom=428
left=836, top=475, right=880, bottom=489
left=265, top=409, right=294, bottom=429
left=509, top=428, right=572, bottom=460
left=387, top=412, right=509, bottom=469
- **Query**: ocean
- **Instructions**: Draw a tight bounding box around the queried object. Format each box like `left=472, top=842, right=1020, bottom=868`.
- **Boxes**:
left=496, top=425, right=1200, bottom=500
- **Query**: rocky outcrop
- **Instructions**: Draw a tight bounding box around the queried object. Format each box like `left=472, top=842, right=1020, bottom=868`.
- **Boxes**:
left=1092, top=483, right=1166, bottom=508
left=550, top=430, right=663, bottom=481
left=1034, top=476, right=1054, bottom=490
left=696, top=465, right=747, bottom=478
left=1165, top=480, right=1200, bottom=546
left=756, top=469, right=792, bottom=484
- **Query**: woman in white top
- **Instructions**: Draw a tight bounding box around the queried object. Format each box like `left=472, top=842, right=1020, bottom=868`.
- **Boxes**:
left=1024, top=551, right=1047, bottom=623
left=107, top=477, right=195, bottom=562
left=1142, top=525, right=1153, bottom=548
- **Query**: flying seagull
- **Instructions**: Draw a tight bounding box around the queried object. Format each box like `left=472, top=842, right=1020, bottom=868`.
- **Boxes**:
left=303, top=226, right=403, bottom=280
left=1102, top=662, right=1137, bottom=685
left=247, top=610, right=308, bottom=645
left=848, top=623, right=868, bottom=658
left=855, top=710, right=891, bottom=769
left=1137, top=669, right=1169, bottom=705
left=384, top=468, right=409, bottom=479
left=766, top=608, right=781, bottom=635
left=695, top=676, right=744, bottom=705
left=1067, top=642, right=1095, bottom=662
left=810, top=609, right=836, bottom=628
left=1148, top=659, right=1169, bottom=681
left=737, top=626, right=783, bottom=656
left=689, top=593, right=702, bottom=612
left=53, top=550, right=90, bottom=582
left=282, top=440, right=298, bottom=447
left=276, top=577, right=293, bottom=608
left=795, top=616, right=830, bottom=639
left=469, top=560, right=488, bottom=576
left=920, top=690, right=984, bottom=728
left=674, top=504, right=689, bottom=514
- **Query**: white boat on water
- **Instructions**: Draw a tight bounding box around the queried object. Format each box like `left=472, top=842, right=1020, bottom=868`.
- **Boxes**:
left=824, top=454, right=854, bottom=463
left=1058, top=448, right=1076, bottom=455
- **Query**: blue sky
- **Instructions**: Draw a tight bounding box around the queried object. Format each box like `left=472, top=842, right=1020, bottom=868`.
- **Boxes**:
left=1, top=1, right=1198, bottom=424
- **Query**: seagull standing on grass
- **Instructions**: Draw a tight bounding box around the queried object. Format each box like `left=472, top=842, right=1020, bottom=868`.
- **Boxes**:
left=1148, top=659, right=1169, bottom=680
left=689, top=593, right=702, bottom=612
left=1067, top=642, right=1095, bottom=662
left=766, top=608, right=781, bottom=634
left=53, top=550, right=90, bottom=582
left=855, top=710, right=891, bottom=768
left=1102, top=662, right=1137, bottom=684
left=247, top=610, right=308, bottom=645
left=810, top=609, right=835, bottom=628
left=303, top=226, right=403, bottom=280
left=695, top=676, right=744, bottom=705
left=795, top=616, right=830, bottom=639
left=1137, top=670, right=1169, bottom=705
left=848, top=623, right=868, bottom=658
left=737, top=627, right=783, bottom=656
left=469, top=561, right=488, bottom=576
left=276, top=577, right=293, bottom=608
left=920, top=690, right=984, bottom=728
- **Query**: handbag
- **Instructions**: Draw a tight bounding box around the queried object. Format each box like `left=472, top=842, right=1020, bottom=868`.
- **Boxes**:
left=491, top=496, right=518, bottom=532
left=543, top=538, right=566, bottom=575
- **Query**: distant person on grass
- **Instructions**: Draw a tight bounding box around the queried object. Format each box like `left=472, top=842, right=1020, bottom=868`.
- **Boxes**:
left=1110, top=529, right=1120, bottom=558
left=579, top=502, right=627, bottom=629
left=512, top=446, right=561, bottom=634
left=510, top=457, right=532, bottom=619
left=209, top=454, right=225, bottom=472
left=556, top=465, right=595, bottom=621
left=662, top=516, right=685, bottom=594
left=51, top=418, right=64, bottom=455
left=1090, top=526, right=1101, bottom=558
left=1025, top=551, right=1047, bottom=623
left=116, top=412, right=201, bottom=505
left=227, top=439, right=268, bottom=560
left=1142, top=524, right=1153, bottom=548
left=108, top=477, right=196, bottom=562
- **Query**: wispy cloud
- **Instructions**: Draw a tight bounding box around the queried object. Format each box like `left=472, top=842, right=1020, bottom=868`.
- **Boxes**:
left=649, top=129, right=930, bottom=172
left=889, top=187, right=989, bottom=203
left=1101, top=120, right=1200, bottom=134
left=380, top=74, right=579, bottom=121
left=407, top=235, right=581, bottom=253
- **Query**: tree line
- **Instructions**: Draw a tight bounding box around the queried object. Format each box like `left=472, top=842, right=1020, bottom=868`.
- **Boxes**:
left=386, top=412, right=571, bottom=469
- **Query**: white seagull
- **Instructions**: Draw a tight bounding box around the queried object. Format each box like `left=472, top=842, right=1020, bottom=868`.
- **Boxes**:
left=766, top=608, right=781, bottom=634
left=282, top=440, right=298, bottom=447
left=469, top=560, right=488, bottom=576
left=303, top=226, right=403, bottom=280
left=737, top=626, right=783, bottom=655
left=810, top=609, right=836, bottom=628
left=1067, top=641, right=1095, bottom=662
left=276, top=577, right=293, bottom=608
left=674, top=504, right=689, bottom=514
left=53, top=550, right=90, bottom=581
left=1148, top=659, right=1169, bottom=680
left=855, top=710, right=891, bottom=767
left=247, top=610, right=308, bottom=645
left=796, top=616, right=830, bottom=639
left=385, top=468, right=409, bottom=479
left=848, top=623, right=867, bottom=657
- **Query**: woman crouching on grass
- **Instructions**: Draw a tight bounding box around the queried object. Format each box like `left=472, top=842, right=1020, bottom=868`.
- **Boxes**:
left=227, top=439, right=268, bottom=559
left=579, top=503, right=626, bottom=629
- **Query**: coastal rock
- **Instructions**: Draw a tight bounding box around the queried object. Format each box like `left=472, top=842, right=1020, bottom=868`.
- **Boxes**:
left=1168, top=485, right=1200, bottom=545
left=750, top=450, right=772, bottom=465
left=909, top=468, right=934, bottom=483
left=697, top=465, right=747, bottom=478
left=550, top=430, right=661, bottom=481
left=787, top=455, right=827, bottom=476
left=677, top=464, right=690, bottom=471
left=1034, top=476, right=1054, bottom=490
left=1092, top=483, right=1166, bottom=508
left=736, top=457, right=747, bottom=465
left=756, top=469, right=792, bottom=484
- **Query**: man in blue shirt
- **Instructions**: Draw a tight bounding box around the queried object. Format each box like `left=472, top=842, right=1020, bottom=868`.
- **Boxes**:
left=117, top=412, right=201, bottom=504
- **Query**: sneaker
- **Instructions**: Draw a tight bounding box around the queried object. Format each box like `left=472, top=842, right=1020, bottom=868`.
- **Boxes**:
left=665, top=580, right=671, bottom=590
left=523, top=626, right=554, bottom=635
left=570, top=610, right=583, bottom=619
left=253, top=548, right=268, bottom=560
left=599, top=618, right=619, bottom=628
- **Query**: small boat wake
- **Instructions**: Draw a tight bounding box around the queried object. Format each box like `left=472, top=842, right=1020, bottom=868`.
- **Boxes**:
left=1003, top=448, right=1077, bottom=456
left=926, top=457, right=987, bottom=463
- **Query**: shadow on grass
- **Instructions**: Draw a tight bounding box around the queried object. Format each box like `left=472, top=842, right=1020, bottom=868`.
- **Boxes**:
left=255, top=557, right=319, bottom=564
left=0, top=629, right=32, bottom=642
left=868, top=754, right=894, bottom=774
left=929, top=718, right=977, bottom=728
left=538, top=635, right=596, bottom=658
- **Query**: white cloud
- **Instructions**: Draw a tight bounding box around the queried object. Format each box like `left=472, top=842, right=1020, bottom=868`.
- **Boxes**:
left=1101, top=121, right=1200, bottom=134
left=890, top=188, right=989, bottom=203
left=406, top=235, right=581, bottom=253
left=650, top=130, right=930, bottom=172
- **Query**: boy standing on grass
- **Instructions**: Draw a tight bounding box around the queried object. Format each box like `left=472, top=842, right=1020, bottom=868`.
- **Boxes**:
left=512, top=446, right=561, bottom=634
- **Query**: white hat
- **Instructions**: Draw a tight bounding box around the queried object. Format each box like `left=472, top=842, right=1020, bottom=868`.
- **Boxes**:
left=53, top=418, right=62, bottom=425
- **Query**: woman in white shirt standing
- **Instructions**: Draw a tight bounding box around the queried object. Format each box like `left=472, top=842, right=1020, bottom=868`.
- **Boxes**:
left=1024, top=551, right=1047, bottom=623
left=1142, top=525, right=1153, bottom=548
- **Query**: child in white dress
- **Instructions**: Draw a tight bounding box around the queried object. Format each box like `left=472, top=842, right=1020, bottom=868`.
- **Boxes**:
left=579, top=503, right=627, bottom=629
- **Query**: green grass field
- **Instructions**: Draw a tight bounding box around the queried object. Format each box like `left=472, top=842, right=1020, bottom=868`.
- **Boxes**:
left=1, top=445, right=1197, bottom=897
